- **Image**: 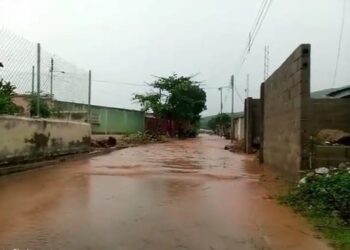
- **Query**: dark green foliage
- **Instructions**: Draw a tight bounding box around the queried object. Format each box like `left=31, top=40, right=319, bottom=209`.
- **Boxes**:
left=280, top=169, right=350, bottom=249
left=29, top=96, right=51, bottom=118
left=281, top=170, right=350, bottom=223
left=134, top=74, right=207, bottom=137
left=0, top=79, right=19, bottom=114
left=134, top=93, right=163, bottom=117
left=207, top=117, right=216, bottom=131
left=208, top=113, right=231, bottom=131
left=122, top=131, right=164, bottom=144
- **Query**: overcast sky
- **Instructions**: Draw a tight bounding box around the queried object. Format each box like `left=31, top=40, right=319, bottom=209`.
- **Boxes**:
left=1, top=0, right=349, bottom=116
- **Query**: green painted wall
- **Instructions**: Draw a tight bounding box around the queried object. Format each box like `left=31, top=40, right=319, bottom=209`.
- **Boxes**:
left=55, top=101, right=144, bottom=134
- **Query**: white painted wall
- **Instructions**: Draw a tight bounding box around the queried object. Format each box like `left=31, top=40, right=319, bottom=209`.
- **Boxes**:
left=0, top=116, right=91, bottom=163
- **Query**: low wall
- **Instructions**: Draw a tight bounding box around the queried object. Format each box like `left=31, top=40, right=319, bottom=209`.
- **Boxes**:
left=0, top=116, right=91, bottom=165
left=312, top=146, right=350, bottom=168
left=310, top=99, right=350, bottom=133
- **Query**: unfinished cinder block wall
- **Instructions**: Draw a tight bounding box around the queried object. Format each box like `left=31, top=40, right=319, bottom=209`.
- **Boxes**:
left=309, top=99, right=350, bottom=168
left=262, top=44, right=311, bottom=179
left=310, top=99, right=350, bottom=133
left=244, top=98, right=261, bottom=153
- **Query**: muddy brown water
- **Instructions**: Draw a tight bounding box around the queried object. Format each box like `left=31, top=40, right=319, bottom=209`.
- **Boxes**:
left=0, top=135, right=331, bottom=249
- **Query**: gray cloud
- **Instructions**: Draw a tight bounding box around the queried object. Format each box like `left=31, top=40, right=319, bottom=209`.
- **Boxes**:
left=1, top=0, right=349, bottom=115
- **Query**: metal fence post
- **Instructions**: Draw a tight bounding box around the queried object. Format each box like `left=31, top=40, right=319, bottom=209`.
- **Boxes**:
left=50, top=58, right=53, bottom=100
left=36, top=43, right=41, bottom=118
left=231, top=75, right=234, bottom=143
left=31, top=65, right=35, bottom=95
left=88, top=70, right=91, bottom=123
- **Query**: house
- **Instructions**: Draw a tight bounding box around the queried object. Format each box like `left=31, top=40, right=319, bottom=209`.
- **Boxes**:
left=311, top=85, right=350, bottom=99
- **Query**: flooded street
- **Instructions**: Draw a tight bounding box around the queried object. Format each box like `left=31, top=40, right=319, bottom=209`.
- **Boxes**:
left=0, top=135, right=331, bottom=250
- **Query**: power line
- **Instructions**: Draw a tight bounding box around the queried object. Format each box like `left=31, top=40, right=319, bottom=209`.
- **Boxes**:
left=234, top=85, right=244, bottom=104
left=203, top=85, right=230, bottom=90
left=332, top=0, right=347, bottom=87
left=92, top=79, right=147, bottom=87
left=249, top=0, right=273, bottom=53
left=230, top=0, right=273, bottom=107
left=223, top=90, right=229, bottom=106
left=235, top=0, right=269, bottom=69
left=250, top=0, right=269, bottom=49
left=235, top=0, right=273, bottom=76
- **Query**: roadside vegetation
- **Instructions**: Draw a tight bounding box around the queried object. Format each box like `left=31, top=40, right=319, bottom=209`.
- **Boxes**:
left=29, top=95, right=52, bottom=118
left=0, top=80, right=19, bottom=115
left=0, top=79, right=57, bottom=118
left=121, top=131, right=167, bottom=145
left=280, top=166, right=350, bottom=249
left=208, top=113, right=231, bottom=131
left=133, top=74, right=206, bottom=138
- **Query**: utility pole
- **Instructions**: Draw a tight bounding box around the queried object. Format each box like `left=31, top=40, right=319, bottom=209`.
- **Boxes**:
left=218, top=87, right=223, bottom=114
left=31, top=66, right=35, bottom=95
left=264, top=45, right=270, bottom=81
left=245, top=74, right=250, bottom=153
left=246, top=74, right=250, bottom=98
left=36, top=43, right=41, bottom=118
left=50, top=58, right=54, bottom=100
left=231, top=75, right=234, bottom=143
left=88, top=70, right=92, bottom=123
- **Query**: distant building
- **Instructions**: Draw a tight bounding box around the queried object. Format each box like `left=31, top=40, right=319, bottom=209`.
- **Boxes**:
left=311, top=85, right=350, bottom=99
left=11, top=94, right=145, bottom=134
left=233, top=113, right=245, bottom=141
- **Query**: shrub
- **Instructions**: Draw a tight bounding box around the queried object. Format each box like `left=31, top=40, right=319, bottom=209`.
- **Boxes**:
left=0, top=80, right=19, bottom=114
left=29, top=96, right=51, bottom=118
left=121, top=131, right=162, bottom=145
left=281, top=169, right=350, bottom=224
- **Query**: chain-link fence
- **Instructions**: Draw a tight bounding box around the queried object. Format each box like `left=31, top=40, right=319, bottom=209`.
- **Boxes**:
left=0, top=28, right=89, bottom=118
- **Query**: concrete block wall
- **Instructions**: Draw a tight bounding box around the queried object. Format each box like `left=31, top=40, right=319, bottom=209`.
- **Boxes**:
left=0, top=116, right=91, bottom=165
left=312, top=146, right=350, bottom=168
left=244, top=98, right=261, bottom=153
left=259, top=83, right=265, bottom=163
left=310, top=99, right=350, bottom=133
left=261, top=44, right=311, bottom=180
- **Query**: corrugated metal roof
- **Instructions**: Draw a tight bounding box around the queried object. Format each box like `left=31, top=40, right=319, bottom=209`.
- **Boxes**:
left=311, top=85, right=350, bottom=99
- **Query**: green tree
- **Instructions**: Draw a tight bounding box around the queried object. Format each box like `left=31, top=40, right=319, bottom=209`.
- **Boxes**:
left=208, top=117, right=217, bottom=131
left=215, top=113, right=231, bottom=127
left=134, top=74, right=207, bottom=137
left=208, top=113, right=231, bottom=131
left=0, top=80, right=19, bottom=115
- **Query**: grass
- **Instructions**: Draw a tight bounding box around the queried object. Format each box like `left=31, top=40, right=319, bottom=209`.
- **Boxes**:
left=304, top=210, right=350, bottom=249
left=279, top=168, right=350, bottom=249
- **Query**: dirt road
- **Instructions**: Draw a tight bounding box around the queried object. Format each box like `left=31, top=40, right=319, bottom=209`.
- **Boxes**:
left=0, top=135, right=331, bottom=249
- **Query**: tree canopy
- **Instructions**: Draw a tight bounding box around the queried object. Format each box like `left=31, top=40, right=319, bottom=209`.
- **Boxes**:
left=208, top=113, right=231, bottom=131
left=134, top=74, right=207, bottom=125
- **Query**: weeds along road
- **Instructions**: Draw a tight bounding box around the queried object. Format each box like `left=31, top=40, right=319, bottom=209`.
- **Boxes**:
left=0, top=135, right=331, bottom=250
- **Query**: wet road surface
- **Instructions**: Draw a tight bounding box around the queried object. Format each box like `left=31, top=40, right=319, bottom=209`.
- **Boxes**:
left=0, top=135, right=331, bottom=249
